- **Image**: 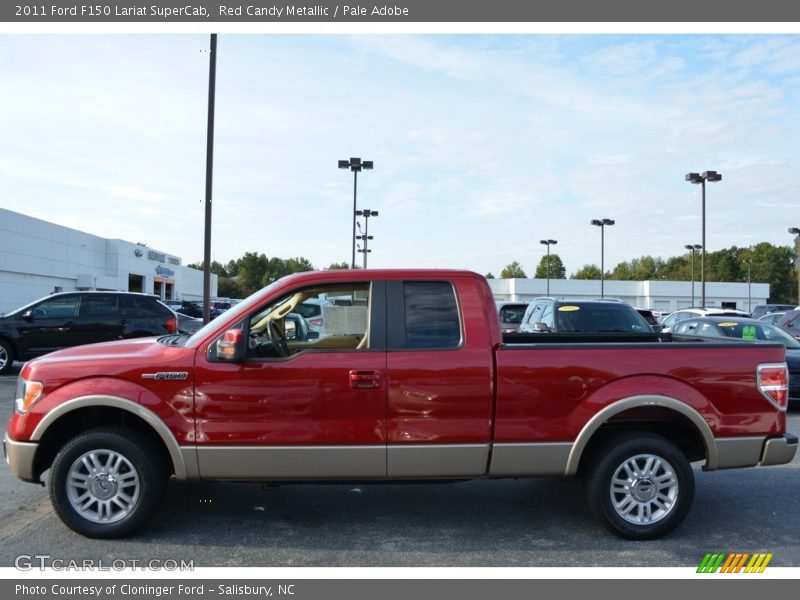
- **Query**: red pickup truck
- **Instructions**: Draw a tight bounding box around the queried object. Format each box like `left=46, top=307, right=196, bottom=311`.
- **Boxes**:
left=4, top=270, right=797, bottom=540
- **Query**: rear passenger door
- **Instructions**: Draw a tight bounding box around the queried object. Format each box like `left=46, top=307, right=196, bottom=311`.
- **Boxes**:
left=385, top=278, right=494, bottom=477
left=75, top=294, right=124, bottom=345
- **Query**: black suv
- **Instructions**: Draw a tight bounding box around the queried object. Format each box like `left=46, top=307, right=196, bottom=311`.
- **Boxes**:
left=517, top=297, right=651, bottom=333
left=0, top=291, right=177, bottom=374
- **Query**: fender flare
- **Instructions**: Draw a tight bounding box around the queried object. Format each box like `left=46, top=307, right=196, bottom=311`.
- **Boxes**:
left=31, top=395, right=193, bottom=479
left=564, top=394, right=717, bottom=476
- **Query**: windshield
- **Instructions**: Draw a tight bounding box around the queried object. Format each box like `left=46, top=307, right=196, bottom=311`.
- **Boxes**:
left=498, top=304, right=527, bottom=325
left=182, top=279, right=284, bottom=347
left=555, top=303, right=652, bottom=332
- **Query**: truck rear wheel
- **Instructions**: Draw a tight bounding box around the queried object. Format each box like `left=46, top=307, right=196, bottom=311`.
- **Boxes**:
left=584, top=432, right=694, bottom=540
left=49, top=427, right=168, bottom=538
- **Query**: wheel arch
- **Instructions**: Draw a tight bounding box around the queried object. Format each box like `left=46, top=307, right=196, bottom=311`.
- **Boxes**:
left=565, top=394, right=717, bottom=476
left=30, top=395, right=192, bottom=482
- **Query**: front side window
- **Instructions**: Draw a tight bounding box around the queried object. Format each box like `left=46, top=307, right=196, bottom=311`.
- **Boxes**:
left=525, top=303, right=545, bottom=326
left=32, top=296, right=80, bottom=319
left=243, top=283, right=372, bottom=359
left=540, top=304, right=555, bottom=329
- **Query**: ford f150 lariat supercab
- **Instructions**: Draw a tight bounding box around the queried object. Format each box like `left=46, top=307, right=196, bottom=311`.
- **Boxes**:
left=4, top=270, right=797, bottom=539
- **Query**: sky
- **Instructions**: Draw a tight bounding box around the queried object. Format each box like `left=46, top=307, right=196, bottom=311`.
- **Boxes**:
left=1, top=33, right=800, bottom=277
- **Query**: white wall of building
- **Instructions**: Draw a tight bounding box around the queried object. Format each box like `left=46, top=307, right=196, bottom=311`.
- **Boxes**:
left=489, top=277, right=769, bottom=314
left=0, top=208, right=217, bottom=314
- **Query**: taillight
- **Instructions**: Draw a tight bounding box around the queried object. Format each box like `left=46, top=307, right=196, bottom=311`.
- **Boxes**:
left=309, top=318, right=323, bottom=327
left=166, top=317, right=178, bottom=333
left=757, top=363, right=789, bottom=411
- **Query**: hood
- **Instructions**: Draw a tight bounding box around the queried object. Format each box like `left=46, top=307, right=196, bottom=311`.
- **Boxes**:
left=21, top=336, right=193, bottom=384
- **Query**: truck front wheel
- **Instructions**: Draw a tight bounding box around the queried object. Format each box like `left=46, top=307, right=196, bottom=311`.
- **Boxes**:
left=584, top=433, right=694, bottom=540
left=49, top=427, right=168, bottom=538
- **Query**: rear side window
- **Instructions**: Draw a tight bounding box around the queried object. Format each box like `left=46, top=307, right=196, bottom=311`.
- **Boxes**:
left=399, top=281, right=461, bottom=349
left=79, top=295, right=119, bottom=317
left=125, top=296, right=173, bottom=317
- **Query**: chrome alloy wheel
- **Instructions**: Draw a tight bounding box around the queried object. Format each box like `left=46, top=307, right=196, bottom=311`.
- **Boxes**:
left=609, top=453, right=678, bottom=525
left=66, top=449, right=141, bottom=524
left=0, top=345, right=8, bottom=371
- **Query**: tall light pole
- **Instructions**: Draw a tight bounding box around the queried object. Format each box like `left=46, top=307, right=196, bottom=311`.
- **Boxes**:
left=202, top=33, right=217, bottom=325
left=686, top=171, right=722, bottom=307
left=356, top=209, right=379, bottom=269
left=339, top=157, right=373, bottom=269
left=684, top=243, right=702, bottom=307
left=790, top=227, right=800, bottom=304
left=539, top=239, right=557, bottom=295
left=590, top=219, right=614, bottom=298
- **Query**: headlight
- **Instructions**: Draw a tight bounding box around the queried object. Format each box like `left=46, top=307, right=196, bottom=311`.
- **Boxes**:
left=14, top=379, right=43, bottom=414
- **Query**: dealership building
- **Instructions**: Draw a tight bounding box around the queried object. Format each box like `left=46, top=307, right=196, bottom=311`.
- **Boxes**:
left=0, top=208, right=217, bottom=314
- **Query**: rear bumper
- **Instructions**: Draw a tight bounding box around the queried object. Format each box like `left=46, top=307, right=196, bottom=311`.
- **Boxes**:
left=3, top=433, right=39, bottom=483
left=761, top=433, right=798, bottom=466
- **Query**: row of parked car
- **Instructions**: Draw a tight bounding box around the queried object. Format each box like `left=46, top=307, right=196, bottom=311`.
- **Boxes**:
left=496, top=298, right=800, bottom=406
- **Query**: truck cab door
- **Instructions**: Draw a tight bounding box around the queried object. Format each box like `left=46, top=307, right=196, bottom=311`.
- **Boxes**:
left=193, top=280, right=387, bottom=480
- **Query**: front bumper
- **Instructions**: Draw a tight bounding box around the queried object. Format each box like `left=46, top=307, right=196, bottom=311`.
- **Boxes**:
left=761, top=433, right=798, bottom=466
left=3, top=433, right=39, bottom=483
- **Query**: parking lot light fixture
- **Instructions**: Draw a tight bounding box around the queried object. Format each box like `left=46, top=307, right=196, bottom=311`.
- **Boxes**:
left=684, top=244, right=702, bottom=307
left=539, top=239, right=557, bottom=295
left=686, top=170, right=722, bottom=307
left=339, top=157, right=374, bottom=269
left=590, top=219, right=614, bottom=298
left=789, top=227, right=800, bottom=303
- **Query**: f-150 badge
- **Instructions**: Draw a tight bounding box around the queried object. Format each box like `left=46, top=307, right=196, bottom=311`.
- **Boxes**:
left=141, top=372, right=189, bottom=380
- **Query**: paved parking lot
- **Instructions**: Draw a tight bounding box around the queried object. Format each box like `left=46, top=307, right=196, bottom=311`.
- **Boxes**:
left=0, top=364, right=798, bottom=569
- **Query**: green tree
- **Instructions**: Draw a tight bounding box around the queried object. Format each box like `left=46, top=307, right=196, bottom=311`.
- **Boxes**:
left=570, top=264, right=601, bottom=279
left=534, top=254, right=566, bottom=279
left=741, top=243, right=795, bottom=303
left=609, top=256, right=663, bottom=281
left=660, top=255, right=692, bottom=281
left=187, top=260, right=229, bottom=277
left=327, top=262, right=351, bottom=270
left=485, top=272, right=495, bottom=279
left=217, top=277, right=242, bottom=299
left=225, top=259, right=239, bottom=277
left=500, top=261, right=527, bottom=279
left=236, top=252, right=270, bottom=296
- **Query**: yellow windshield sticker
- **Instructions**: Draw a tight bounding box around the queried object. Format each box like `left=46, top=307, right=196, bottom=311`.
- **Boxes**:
left=558, top=306, right=580, bottom=312
left=742, top=325, right=757, bottom=340
left=718, top=322, right=738, bottom=327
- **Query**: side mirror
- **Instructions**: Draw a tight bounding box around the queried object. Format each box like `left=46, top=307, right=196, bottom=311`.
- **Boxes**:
left=532, top=322, right=551, bottom=333
left=23, top=310, right=34, bottom=322
left=215, top=329, right=246, bottom=362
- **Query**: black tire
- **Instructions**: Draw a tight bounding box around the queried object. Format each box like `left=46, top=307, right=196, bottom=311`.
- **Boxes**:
left=584, top=432, right=694, bottom=540
left=49, top=427, right=169, bottom=538
left=0, top=339, right=15, bottom=375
